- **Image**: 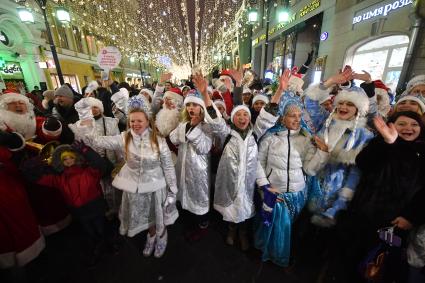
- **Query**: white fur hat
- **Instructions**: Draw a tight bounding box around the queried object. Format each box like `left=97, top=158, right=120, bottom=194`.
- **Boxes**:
left=252, top=94, right=269, bottom=105
left=214, top=99, right=226, bottom=111
left=230, top=105, right=251, bottom=123
left=396, top=95, right=425, bottom=113
left=85, top=97, right=104, bottom=113
left=242, top=86, right=252, bottom=94
left=333, top=86, right=369, bottom=117
left=184, top=90, right=205, bottom=108
left=111, top=88, right=129, bottom=114
left=85, top=80, right=99, bottom=94
left=406, top=74, right=425, bottom=94
left=0, top=91, right=32, bottom=110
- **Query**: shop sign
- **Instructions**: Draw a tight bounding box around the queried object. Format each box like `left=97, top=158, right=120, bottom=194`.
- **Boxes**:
left=0, top=31, right=10, bottom=46
left=352, top=0, right=413, bottom=25
left=1, top=63, right=22, bottom=75
left=97, top=46, right=122, bottom=71
left=299, top=0, right=321, bottom=18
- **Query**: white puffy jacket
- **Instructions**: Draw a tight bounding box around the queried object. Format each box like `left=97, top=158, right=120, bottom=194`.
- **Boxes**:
left=258, top=129, right=329, bottom=193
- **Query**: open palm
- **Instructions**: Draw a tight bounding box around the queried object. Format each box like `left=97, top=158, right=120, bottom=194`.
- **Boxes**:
left=373, top=116, right=398, bottom=144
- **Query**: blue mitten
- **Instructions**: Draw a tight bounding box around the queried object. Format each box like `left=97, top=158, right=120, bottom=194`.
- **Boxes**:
left=261, top=185, right=277, bottom=226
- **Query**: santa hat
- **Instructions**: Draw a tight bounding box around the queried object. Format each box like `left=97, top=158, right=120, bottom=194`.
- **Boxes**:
left=163, top=87, right=184, bottom=108
left=213, top=99, right=226, bottom=111
left=374, top=80, right=391, bottom=116
left=212, top=90, right=223, bottom=100
left=84, top=80, right=99, bottom=94
left=219, top=70, right=236, bottom=85
left=184, top=90, right=205, bottom=108
left=85, top=97, right=104, bottom=113
left=242, top=86, right=252, bottom=94
left=252, top=94, right=269, bottom=105
left=230, top=105, right=251, bottom=123
left=0, top=91, right=32, bottom=110
left=405, top=74, right=425, bottom=95
left=396, top=95, right=425, bottom=114
left=111, top=88, right=129, bottom=114
left=139, top=88, right=153, bottom=101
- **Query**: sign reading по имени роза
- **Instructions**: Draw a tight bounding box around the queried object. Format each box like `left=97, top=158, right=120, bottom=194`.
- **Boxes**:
left=96, top=46, right=122, bottom=72
left=352, top=0, right=413, bottom=25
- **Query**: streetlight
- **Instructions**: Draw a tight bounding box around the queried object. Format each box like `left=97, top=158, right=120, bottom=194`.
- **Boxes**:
left=55, top=7, right=71, bottom=24
left=17, top=1, right=65, bottom=85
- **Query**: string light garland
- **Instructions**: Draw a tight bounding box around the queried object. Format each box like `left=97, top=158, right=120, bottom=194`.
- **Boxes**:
left=21, top=0, right=258, bottom=78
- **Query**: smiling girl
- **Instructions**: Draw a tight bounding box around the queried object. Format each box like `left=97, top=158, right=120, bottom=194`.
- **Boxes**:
left=310, top=86, right=374, bottom=227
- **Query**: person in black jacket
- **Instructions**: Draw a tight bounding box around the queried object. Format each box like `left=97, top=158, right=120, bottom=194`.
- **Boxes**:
left=333, top=111, right=425, bottom=283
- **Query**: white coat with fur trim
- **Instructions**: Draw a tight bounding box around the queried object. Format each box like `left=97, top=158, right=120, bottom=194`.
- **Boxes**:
left=170, top=121, right=213, bottom=215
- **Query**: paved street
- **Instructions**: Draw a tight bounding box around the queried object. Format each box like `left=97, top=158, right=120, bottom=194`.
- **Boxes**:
left=16, top=210, right=327, bottom=283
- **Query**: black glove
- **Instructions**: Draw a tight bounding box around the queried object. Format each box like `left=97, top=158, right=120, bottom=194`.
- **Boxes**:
left=44, top=116, right=61, bottom=132
left=299, top=50, right=314, bottom=75
left=71, top=140, right=90, bottom=154
left=360, top=82, right=375, bottom=98
left=0, top=131, right=24, bottom=150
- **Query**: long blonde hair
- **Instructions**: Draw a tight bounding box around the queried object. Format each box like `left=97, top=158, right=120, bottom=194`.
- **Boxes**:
left=180, top=104, right=205, bottom=122
left=124, top=108, right=160, bottom=160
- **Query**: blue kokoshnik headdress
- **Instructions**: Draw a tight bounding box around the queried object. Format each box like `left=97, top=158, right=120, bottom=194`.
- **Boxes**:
left=128, top=95, right=152, bottom=118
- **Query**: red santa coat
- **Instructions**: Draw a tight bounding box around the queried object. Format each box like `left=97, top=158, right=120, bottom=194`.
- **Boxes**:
left=0, top=147, right=45, bottom=268
left=35, top=166, right=103, bottom=208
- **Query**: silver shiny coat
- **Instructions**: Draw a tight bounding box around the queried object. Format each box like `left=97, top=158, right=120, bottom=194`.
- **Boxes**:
left=170, top=121, right=213, bottom=215
left=205, top=106, right=278, bottom=223
left=81, top=128, right=177, bottom=194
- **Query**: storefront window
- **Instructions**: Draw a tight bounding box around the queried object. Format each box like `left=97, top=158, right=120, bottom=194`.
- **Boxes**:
left=55, top=21, right=70, bottom=49
left=348, top=35, right=409, bottom=92
left=50, top=74, right=81, bottom=93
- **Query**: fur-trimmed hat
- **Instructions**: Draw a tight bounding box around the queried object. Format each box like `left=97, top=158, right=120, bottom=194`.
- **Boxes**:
left=242, top=86, right=252, bottom=94
left=252, top=94, right=269, bottom=105
left=139, top=88, right=153, bottom=101
left=374, top=80, right=391, bottom=117
left=333, top=86, right=369, bottom=117
left=85, top=97, right=104, bottom=113
left=163, top=87, right=184, bottom=108
left=184, top=90, right=205, bottom=108
left=288, top=75, right=304, bottom=95
left=51, top=144, right=84, bottom=172
left=405, top=74, right=425, bottom=94
left=395, top=95, right=425, bottom=114
left=230, top=105, right=251, bottom=123
left=0, top=91, right=32, bottom=110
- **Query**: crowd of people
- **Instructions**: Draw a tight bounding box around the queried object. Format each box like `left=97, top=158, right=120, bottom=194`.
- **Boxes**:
left=1, top=62, right=425, bottom=283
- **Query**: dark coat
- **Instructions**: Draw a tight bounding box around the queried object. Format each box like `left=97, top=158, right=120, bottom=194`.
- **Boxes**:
left=350, top=136, right=425, bottom=228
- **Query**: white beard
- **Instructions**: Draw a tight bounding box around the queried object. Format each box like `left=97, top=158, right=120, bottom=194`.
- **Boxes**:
left=155, top=107, right=180, bottom=137
left=0, top=109, right=36, bottom=139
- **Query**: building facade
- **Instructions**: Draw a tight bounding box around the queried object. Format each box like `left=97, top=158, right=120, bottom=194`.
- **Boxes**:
left=250, top=0, right=425, bottom=92
left=0, top=0, right=155, bottom=93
